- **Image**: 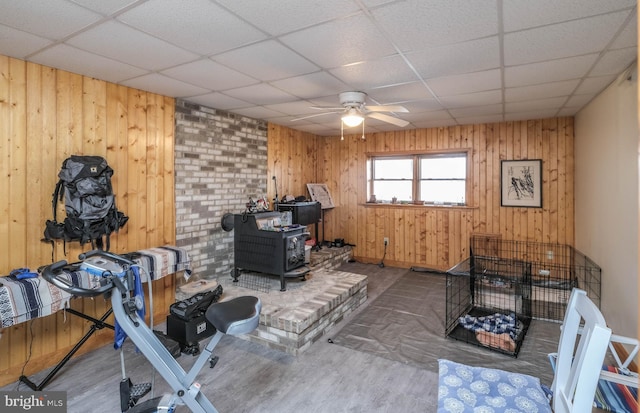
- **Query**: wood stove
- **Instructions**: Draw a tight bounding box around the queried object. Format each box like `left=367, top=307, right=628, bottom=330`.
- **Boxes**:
left=233, top=211, right=309, bottom=291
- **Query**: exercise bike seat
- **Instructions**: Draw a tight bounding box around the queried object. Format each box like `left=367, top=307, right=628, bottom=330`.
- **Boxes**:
left=205, top=296, right=261, bottom=336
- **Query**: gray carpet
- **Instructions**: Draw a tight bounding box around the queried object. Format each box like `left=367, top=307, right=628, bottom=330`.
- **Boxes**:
left=330, top=269, right=561, bottom=386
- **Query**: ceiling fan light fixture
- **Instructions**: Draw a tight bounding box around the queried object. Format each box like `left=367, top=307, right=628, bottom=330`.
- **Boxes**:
left=341, top=108, right=364, bottom=127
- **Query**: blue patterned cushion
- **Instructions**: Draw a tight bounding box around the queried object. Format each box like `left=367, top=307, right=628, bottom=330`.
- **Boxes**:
left=438, top=359, right=552, bottom=413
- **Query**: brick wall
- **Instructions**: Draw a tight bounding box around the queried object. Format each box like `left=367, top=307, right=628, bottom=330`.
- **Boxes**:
left=174, top=100, right=268, bottom=279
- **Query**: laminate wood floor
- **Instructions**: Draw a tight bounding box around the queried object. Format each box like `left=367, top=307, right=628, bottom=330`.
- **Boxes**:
left=3, top=262, right=587, bottom=412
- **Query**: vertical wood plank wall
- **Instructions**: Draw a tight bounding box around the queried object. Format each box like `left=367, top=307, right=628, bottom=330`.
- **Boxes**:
left=0, top=56, right=177, bottom=386
left=268, top=118, right=575, bottom=270
left=267, top=124, right=319, bottom=238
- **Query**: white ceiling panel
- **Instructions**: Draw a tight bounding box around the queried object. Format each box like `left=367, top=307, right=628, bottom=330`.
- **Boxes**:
left=66, top=21, right=199, bottom=71
left=215, top=0, right=361, bottom=36
left=505, top=54, right=600, bottom=87
left=0, top=24, right=51, bottom=59
left=186, top=92, right=251, bottom=110
left=502, top=0, right=636, bottom=32
left=575, top=76, right=618, bottom=95
left=371, top=0, right=498, bottom=52
left=30, top=44, right=148, bottom=83
left=270, top=72, right=350, bottom=99
left=440, top=90, right=503, bottom=109
left=70, top=0, right=141, bottom=16
left=1, top=0, right=636, bottom=134
left=121, top=73, right=209, bottom=98
left=428, top=69, right=502, bottom=97
left=329, top=55, right=419, bottom=90
left=118, top=0, right=267, bottom=55
left=222, top=83, right=298, bottom=106
left=280, top=13, right=397, bottom=68
left=408, top=36, right=501, bottom=79
left=213, top=40, right=318, bottom=82
left=590, top=47, right=638, bottom=76
left=505, top=80, right=580, bottom=102
left=504, top=11, right=630, bottom=66
left=0, top=0, right=102, bottom=39
left=161, top=59, right=258, bottom=91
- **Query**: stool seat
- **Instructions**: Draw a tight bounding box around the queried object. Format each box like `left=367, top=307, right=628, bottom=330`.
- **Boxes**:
left=205, top=296, right=261, bottom=336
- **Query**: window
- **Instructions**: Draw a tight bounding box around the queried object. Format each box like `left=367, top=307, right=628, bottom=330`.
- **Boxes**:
left=367, top=151, right=468, bottom=205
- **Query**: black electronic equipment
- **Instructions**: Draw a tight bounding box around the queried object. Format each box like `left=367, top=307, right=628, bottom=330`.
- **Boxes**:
left=277, top=201, right=321, bottom=226
left=167, top=285, right=223, bottom=354
left=169, top=286, right=222, bottom=321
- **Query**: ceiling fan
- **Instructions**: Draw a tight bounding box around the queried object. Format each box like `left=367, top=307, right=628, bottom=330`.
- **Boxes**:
left=292, top=91, right=410, bottom=130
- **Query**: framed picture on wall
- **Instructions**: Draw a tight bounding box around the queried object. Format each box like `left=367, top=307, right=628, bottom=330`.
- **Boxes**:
left=306, top=183, right=335, bottom=209
left=501, top=159, right=542, bottom=207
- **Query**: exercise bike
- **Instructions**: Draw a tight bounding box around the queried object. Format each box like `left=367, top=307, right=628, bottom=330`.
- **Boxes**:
left=41, top=249, right=261, bottom=413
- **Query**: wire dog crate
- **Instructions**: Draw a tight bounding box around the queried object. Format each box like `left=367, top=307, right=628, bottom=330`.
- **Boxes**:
left=446, top=235, right=601, bottom=357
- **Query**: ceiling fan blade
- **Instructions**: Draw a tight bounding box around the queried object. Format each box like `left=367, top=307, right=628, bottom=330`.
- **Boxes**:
left=291, top=111, right=342, bottom=122
left=364, top=104, right=409, bottom=113
left=367, top=112, right=410, bottom=127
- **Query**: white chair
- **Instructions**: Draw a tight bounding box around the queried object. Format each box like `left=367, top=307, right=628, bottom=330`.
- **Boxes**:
left=438, top=288, right=612, bottom=413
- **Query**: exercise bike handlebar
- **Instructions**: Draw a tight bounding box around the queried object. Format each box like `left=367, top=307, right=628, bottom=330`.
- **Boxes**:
left=41, top=257, right=116, bottom=298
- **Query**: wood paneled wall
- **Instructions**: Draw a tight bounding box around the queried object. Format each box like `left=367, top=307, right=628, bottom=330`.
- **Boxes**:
left=0, top=56, right=176, bottom=386
left=269, top=118, right=575, bottom=270
left=267, top=123, right=319, bottom=238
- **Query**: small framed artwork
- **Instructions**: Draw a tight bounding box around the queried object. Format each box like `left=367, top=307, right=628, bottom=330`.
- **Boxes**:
left=501, top=159, right=542, bottom=208
left=307, top=183, right=335, bottom=209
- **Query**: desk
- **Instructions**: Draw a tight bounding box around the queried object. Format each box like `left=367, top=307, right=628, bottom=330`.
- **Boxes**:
left=0, top=246, right=190, bottom=390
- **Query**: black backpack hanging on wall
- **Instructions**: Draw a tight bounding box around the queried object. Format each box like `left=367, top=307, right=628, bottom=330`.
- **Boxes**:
left=43, top=155, right=128, bottom=251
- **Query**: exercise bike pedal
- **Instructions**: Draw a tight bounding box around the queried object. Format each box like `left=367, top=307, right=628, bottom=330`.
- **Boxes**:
left=129, top=382, right=152, bottom=403
left=209, top=355, right=219, bottom=369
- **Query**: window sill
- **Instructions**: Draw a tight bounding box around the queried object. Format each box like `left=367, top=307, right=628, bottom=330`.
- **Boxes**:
left=362, top=202, right=477, bottom=210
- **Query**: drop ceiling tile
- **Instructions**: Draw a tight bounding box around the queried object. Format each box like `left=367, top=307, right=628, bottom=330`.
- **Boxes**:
left=504, top=109, right=559, bottom=121
left=407, top=36, right=500, bottom=79
left=67, top=21, right=199, bottom=71
left=118, top=0, right=266, bottom=55
left=502, top=0, right=636, bottom=32
left=557, top=107, right=582, bottom=117
left=428, top=69, right=502, bottom=97
left=185, top=92, right=251, bottom=110
left=610, top=13, right=638, bottom=49
left=215, top=0, right=361, bottom=36
left=412, top=118, right=457, bottom=129
left=230, top=106, right=285, bottom=120
left=574, top=76, right=617, bottom=94
left=404, top=109, right=452, bottom=122
left=30, top=44, right=148, bottom=83
left=371, top=0, right=498, bottom=52
left=564, top=94, right=595, bottom=108
left=161, top=59, right=258, bottom=91
left=223, top=83, right=298, bottom=105
left=270, top=72, right=350, bottom=100
left=440, top=90, right=502, bottom=109
left=505, top=79, right=580, bottom=102
left=397, top=99, right=444, bottom=114
left=121, top=73, right=209, bottom=98
left=450, top=104, right=503, bottom=118
left=0, top=24, right=51, bottom=59
left=505, top=11, right=629, bottom=66
left=329, top=55, right=418, bottom=90
left=457, top=114, right=505, bottom=125
left=506, top=96, right=567, bottom=113
left=213, top=40, right=318, bottom=82
left=280, top=13, right=397, bottom=68
left=505, top=54, right=599, bottom=87
left=70, top=0, right=140, bottom=15
left=590, top=47, right=637, bottom=76
left=365, top=82, right=434, bottom=104
left=0, top=0, right=102, bottom=39
left=263, top=100, right=320, bottom=116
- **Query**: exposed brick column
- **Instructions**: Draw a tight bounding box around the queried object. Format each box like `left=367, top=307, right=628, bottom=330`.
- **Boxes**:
left=174, top=100, right=267, bottom=279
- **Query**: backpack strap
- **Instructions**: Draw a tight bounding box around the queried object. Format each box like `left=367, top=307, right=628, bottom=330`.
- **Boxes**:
left=51, top=179, right=63, bottom=223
